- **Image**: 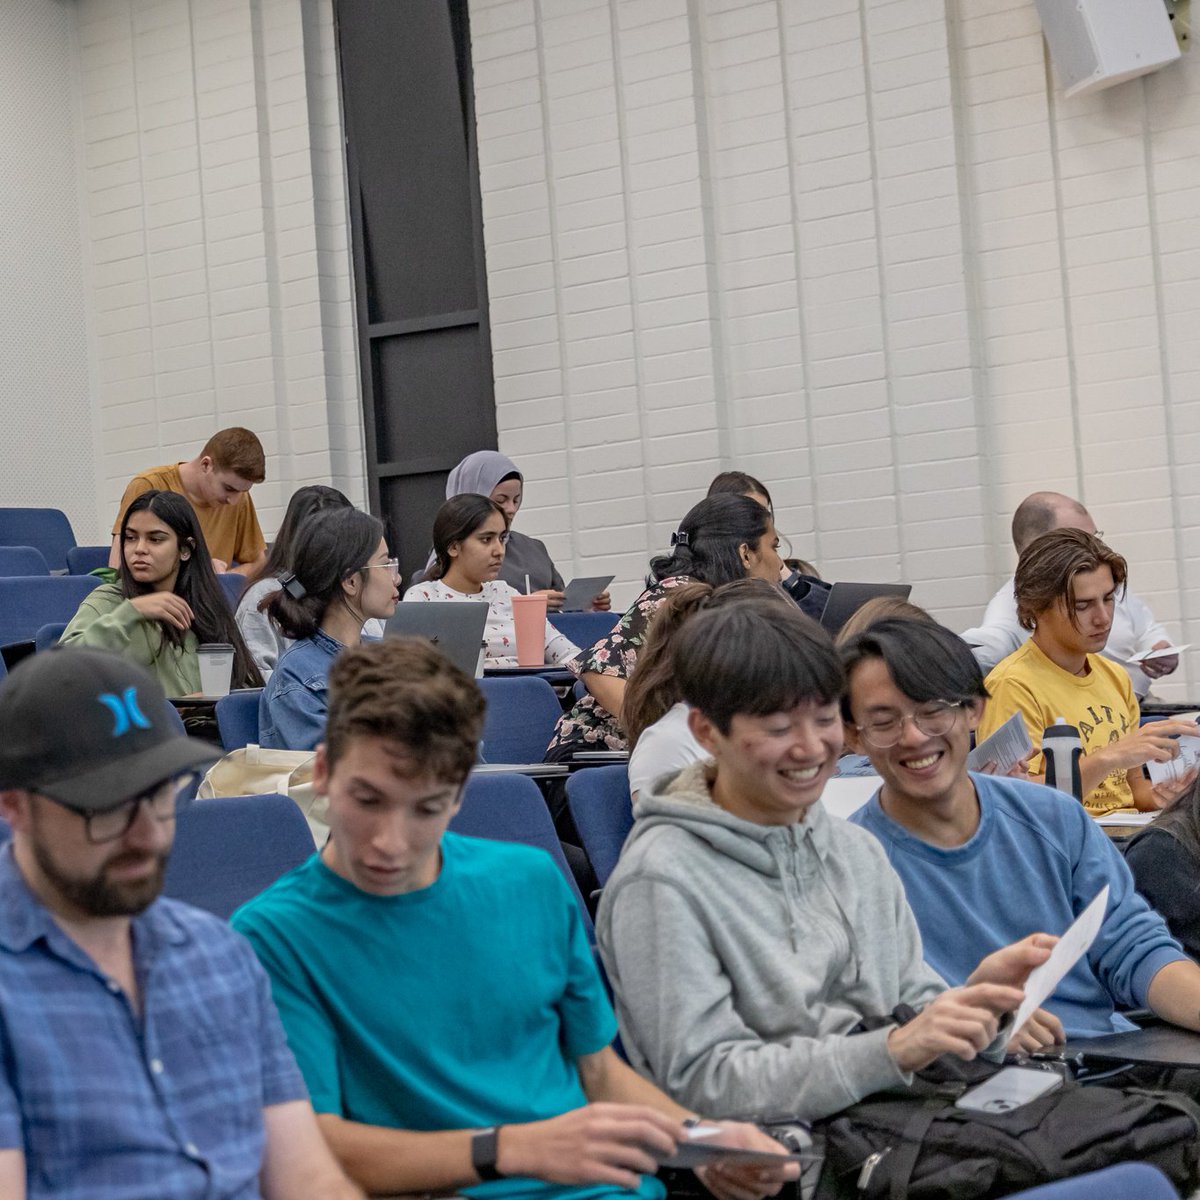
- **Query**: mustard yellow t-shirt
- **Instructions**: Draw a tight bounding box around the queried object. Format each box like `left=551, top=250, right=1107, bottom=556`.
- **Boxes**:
left=980, top=639, right=1140, bottom=816
left=112, top=463, right=265, bottom=568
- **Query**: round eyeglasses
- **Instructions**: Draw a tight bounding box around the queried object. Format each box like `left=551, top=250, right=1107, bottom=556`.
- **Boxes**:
left=855, top=701, right=965, bottom=750
left=46, top=773, right=197, bottom=844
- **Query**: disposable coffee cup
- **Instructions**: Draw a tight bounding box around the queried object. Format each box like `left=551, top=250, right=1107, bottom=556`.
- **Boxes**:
left=197, top=642, right=235, bottom=697
left=510, top=593, right=549, bottom=667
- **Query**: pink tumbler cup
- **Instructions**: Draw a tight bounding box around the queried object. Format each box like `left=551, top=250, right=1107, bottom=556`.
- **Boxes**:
left=510, top=593, right=549, bottom=667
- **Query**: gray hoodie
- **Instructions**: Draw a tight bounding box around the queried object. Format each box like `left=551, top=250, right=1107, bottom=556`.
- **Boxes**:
left=595, top=761, right=947, bottom=1123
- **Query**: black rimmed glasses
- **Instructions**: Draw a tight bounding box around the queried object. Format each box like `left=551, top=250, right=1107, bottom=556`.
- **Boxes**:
left=46, top=773, right=197, bottom=844
left=855, top=701, right=966, bottom=750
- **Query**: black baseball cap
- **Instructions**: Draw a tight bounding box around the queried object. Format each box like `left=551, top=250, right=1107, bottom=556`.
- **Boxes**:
left=0, top=648, right=219, bottom=810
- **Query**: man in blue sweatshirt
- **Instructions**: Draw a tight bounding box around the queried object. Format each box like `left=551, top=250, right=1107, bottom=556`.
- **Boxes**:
left=842, top=616, right=1200, bottom=1041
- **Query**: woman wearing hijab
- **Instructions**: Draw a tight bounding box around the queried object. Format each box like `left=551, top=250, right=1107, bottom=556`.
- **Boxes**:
left=442, top=450, right=611, bottom=612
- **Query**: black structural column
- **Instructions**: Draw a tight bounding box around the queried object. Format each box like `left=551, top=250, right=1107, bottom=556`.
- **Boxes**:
left=334, top=0, right=497, bottom=583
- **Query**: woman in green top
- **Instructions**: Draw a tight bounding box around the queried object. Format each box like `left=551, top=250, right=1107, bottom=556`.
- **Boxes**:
left=61, top=489, right=262, bottom=696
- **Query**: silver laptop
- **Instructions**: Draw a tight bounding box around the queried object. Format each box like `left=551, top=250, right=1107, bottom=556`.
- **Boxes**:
left=384, top=602, right=488, bottom=677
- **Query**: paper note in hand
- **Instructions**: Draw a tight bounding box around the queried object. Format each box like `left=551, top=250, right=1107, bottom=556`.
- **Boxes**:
left=1013, top=885, right=1109, bottom=1034
left=1129, top=643, right=1192, bottom=663
left=967, top=711, right=1034, bottom=775
left=1147, top=735, right=1200, bottom=786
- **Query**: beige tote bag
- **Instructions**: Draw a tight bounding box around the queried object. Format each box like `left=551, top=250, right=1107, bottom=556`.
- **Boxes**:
left=198, top=744, right=327, bottom=845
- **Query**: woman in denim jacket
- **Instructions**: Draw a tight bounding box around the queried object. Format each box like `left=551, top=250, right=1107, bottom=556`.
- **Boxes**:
left=258, top=508, right=399, bottom=750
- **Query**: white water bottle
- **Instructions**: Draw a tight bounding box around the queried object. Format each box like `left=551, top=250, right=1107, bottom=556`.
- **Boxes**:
left=1043, top=717, right=1083, bottom=800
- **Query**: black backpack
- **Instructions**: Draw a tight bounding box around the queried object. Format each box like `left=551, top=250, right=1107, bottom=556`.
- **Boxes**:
left=813, top=1012, right=1200, bottom=1199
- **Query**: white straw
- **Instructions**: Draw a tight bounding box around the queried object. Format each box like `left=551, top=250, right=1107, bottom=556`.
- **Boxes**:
left=525, top=573, right=531, bottom=595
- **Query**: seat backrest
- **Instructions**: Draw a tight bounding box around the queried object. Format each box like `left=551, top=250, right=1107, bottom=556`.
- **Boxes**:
left=478, top=675, right=564, bottom=763
left=161, top=700, right=188, bottom=736
left=0, top=508, right=76, bottom=571
left=548, top=610, right=619, bottom=652
left=33, top=623, right=68, bottom=651
left=66, top=544, right=111, bottom=576
left=0, top=547, right=50, bottom=577
left=566, top=765, right=634, bottom=888
left=215, top=689, right=264, bottom=751
left=0, top=576, right=102, bottom=646
left=453, top=772, right=592, bottom=934
left=1008, top=1163, right=1177, bottom=1200
left=162, top=793, right=316, bottom=919
left=217, top=573, right=244, bottom=610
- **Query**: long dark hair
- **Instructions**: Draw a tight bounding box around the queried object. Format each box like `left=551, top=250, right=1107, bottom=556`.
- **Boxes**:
left=265, top=507, right=384, bottom=641
left=428, top=494, right=506, bottom=581
left=648, top=494, right=772, bottom=588
left=244, top=484, right=352, bottom=587
left=707, top=470, right=772, bottom=512
left=118, top=490, right=262, bottom=688
left=624, top=578, right=794, bottom=747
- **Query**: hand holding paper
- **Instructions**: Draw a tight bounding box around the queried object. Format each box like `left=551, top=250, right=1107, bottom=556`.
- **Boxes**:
left=1012, top=886, right=1109, bottom=1033
left=968, top=711, right=1034, bottom=775
left=1129, top=644, right=1191, bottom=663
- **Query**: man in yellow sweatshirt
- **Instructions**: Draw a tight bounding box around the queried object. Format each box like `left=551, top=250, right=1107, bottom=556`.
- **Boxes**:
left=978, top=528, right=1195, bottom=815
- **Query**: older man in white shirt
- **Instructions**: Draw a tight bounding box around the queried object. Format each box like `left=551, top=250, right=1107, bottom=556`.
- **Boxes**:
left=960, top=491, right=1177, bottom=698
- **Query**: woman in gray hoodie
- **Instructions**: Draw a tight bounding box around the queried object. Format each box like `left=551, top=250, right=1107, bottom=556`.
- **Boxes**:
left=597, top=598, right=1051, bottom=1125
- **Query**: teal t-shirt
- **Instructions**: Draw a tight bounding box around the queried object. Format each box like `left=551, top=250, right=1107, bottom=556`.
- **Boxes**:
left=233, top=833, right=662, bottom=1200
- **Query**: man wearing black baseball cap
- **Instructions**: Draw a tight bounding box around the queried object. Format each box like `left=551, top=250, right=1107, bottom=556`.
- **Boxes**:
left=0, top=647, right=361, bottom=1200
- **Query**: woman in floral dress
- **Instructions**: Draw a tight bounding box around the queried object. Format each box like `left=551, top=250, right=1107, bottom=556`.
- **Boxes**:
left=544, top=493, right=783, bottom=761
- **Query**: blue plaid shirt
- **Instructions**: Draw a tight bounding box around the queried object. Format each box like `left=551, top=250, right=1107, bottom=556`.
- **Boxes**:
left=0, top=845, right=307, bottom=1199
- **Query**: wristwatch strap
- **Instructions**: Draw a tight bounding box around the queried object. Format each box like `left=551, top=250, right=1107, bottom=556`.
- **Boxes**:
left=471, top=1126, right=503, bottom=1181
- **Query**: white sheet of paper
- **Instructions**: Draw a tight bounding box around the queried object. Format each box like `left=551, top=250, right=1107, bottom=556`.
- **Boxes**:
left=1013, top=885, right=1109, bottom=1033
left=1147, top=735, right=1200, bottom=785
left=1129, top=643, right=1192, bottom=662
left=967, top=711, right=1034, bottom=774
left=1093, top=810, right=1155, bottom=828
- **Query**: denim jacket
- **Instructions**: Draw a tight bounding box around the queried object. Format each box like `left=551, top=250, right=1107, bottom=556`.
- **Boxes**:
left=258, top=630, right=343, bottom=751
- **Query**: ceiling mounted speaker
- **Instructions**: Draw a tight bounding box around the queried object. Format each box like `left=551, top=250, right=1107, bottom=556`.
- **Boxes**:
left=1034, top=0, right=1181, bottom=97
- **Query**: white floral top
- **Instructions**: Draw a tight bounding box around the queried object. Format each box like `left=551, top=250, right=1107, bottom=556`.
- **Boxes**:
left=401, top=578, right=579, bottom=668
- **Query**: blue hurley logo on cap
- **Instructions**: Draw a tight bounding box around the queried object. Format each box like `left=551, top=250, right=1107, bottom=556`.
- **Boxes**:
left=98, top=688, right=152, bottom=737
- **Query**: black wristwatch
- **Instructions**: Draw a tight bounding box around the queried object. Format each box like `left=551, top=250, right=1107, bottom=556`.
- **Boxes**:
left=471, top=1126, right=504, bottom=1181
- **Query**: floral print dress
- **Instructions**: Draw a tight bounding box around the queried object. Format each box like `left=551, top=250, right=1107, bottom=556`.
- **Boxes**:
left=544, top=575, right=692, bottom=760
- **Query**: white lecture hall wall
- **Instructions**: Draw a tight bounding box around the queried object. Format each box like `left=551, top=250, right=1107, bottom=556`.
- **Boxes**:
left=468, top=0, right=1200, bottom=697
left=5, top=0, right=1200, bottom=695
left=5, top=0, right=365, bottom=543
left=0, top=0, right=97, bottom=540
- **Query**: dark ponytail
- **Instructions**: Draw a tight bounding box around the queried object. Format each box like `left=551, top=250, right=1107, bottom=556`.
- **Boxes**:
left=648, top=494, right=772, bottom=588
left=265, top=507, right=384, bottom=641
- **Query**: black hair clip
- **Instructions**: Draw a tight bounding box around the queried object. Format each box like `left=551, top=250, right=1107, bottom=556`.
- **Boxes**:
left=279, top=571, right=307, bottom=600
left=670, top=530, right=689, bottom=548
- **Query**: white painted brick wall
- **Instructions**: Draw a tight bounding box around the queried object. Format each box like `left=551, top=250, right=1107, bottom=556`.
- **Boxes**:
left=471, top=0, right=1200, bottom=696
left=67, top=0, right=363, bottom=542
left=0, top=1, right=98, bottom=539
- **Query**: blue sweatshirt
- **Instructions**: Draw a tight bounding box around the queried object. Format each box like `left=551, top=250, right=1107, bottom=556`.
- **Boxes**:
left=849, top=773, right=1186, bottom=1038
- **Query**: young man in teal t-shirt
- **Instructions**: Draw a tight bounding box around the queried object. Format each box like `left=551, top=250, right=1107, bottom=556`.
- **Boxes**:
left=233, top=638, right=794, bottom=1200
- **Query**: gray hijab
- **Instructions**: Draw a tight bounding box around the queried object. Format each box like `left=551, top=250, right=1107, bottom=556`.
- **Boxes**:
left=446, top=451, right=521, bottom=500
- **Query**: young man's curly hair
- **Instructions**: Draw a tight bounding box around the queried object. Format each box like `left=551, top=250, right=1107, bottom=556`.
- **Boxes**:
left=325, top=638, right=484, bottom=781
